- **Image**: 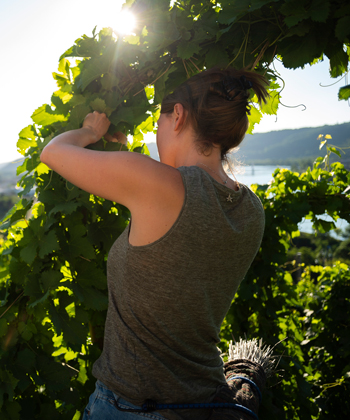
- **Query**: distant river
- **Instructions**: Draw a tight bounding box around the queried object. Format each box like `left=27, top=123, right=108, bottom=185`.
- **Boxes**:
left=230, top=165, right=349, bottom=236
left=230, top=164, right=288, bottom=187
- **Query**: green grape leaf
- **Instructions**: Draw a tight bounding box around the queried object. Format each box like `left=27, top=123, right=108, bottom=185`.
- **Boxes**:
left=8, top=199, right=33, bottom=224
left=49, top=302, right=64, bottom=337
left=177, top=41, right=201, bottom=59
left=259, top=91, right=279, bottom=115
left=247, top=106, right=263, bottom=134
left=144, top=85, right=154, bottom=101
left=329, top=47, right=349, bottom=78
left=35, top=162, right=50, bottom=176
left=109, top=105, right=148, bottom=127
left=18, top=125, right=36, bottom=141
left=49, top=202, right=79, bottom=216
left=18, top=320, right=37, bottom=341
left=9, top=258, right=30, bottom=285
left=24, top=279, right=46, bottom=305
left=16, top=154, right=41, bottom=176
left=17, top=126, right=37, bottom=155
left=17, top=138, right=37, bottom=155
left=218, top=4, right=243, bottom=25
left=205, top=46, right=229, bottom=69
left=53, top=87, right=73, bottom=104
left=89, top=98, right=108, bottom=113
left=328, top=147, right=342, bottom=158
left=67, top=229, right=95, bottom=260
left=51, top=94, right=70, bottom=115
left=59, top=36, right=98, bottom=61
left=0, top=206, right=17, bottom=227
left=286, top=22, right=312, bottom=38
left=335, top=16, right=350, bottom=41
left=338, top=85, right=350, bottom=101
left=58, top=58, right=71, bottom=78
left=154, top=65, right=177, bottom=104
left=75, top=262, right=106, bottom=290
left=124, top=34, right=140, bottom=45
left=284, top=14, right=307, bottom=28
left=312, top=218, right=336, bottom=233
left=101, top=72, right=120, bottom=90
left=0, top=369, right=19, bottom=402
left=67, top=104, right=91, bottom=130
left=52, top=72, right=70, bottom=88
left=81, top=56, right=111, bottom=91
left=36, top=356, right=77, bottom=390
left=137, top=115, right=155, bottom=134
left=49, top=302, right=87, bottom=347
left=16, top=159, right=27, bottom=176
left=38, top=230, right=60, bottom=259
left=309, top=0, right=330, bottom=22
left=38, top=188, right=67, bottom=207
left=31, top=104, right=67, bottom=126
left=41, top=270, right=62, bottom=292
left=68, top=93, right=86, bottom=107
left=280, top=32, right=322, bottom=68
left=20, top=244, right=37, bottom=265
left=74, top=306, right=90, bottom=324
left=71, top=283, right=108, bottom=310
left=280, top=0, right=308, bottom=26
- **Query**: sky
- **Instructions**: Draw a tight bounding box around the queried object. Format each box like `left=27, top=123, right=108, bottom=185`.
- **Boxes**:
left=1, top=0, right=349, bottom=165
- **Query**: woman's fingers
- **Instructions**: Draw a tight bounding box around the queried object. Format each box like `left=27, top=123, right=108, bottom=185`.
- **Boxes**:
left=83, top=111, right=111, bottom=141
left=104, top=132, right=128, bottom=145
left=83, top=111, right=128, bottom=145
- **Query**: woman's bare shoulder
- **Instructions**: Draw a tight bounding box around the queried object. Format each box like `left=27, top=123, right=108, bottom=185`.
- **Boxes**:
left=41, top=141, right=183, bottom=212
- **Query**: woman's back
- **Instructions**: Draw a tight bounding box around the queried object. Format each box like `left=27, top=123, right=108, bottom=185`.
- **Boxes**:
left=92, top=165, right=265, bottom=418
left=40, top=66, right=269, bottom=420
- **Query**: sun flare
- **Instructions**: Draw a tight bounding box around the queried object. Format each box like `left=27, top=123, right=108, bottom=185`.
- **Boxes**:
left=113, top=11, right=136, bottom=35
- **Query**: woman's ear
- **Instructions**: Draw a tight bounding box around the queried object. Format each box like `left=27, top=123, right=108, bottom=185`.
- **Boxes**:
left=173, top=103, right=186, bottom=132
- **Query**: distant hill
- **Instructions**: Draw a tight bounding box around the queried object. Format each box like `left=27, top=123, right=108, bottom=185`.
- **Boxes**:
left=0, top=161, right=22, bottom=177
left=144, top=123, right=350, bottom=167
left=235, top=122, right=350, bottom=166
left=0, top=160, right=22, bottom=193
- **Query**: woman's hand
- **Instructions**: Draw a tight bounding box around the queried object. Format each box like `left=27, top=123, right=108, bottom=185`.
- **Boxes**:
left=83, top=111, right=111, bottom=143
left=104, top=131, right=128, bottom=145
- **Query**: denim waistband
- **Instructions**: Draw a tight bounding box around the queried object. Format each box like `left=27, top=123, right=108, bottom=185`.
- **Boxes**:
left=96, top=380, right=164, bottom=414
left=89, top=381, right=167, bottom=420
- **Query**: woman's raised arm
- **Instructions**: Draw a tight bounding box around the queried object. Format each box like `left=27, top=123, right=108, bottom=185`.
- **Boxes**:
left=40, top=111, right=182, bottom=213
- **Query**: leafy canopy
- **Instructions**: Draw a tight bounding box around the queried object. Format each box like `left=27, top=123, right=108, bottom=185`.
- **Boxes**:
left=0, top=1, right=349, bottom=419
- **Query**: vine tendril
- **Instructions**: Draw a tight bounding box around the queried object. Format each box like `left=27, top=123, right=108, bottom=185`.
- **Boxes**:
left=319, top=70, right=349, bottom=88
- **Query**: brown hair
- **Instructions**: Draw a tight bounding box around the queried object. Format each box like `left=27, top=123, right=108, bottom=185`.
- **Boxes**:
left=161, top=67, right=269, bottom=161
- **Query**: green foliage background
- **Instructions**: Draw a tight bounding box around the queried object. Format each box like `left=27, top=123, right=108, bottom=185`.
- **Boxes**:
left=1, top=0, right=350, bottom=419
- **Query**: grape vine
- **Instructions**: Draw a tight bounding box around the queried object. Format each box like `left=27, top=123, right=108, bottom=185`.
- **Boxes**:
left=1, top=1, right=349, bottom=419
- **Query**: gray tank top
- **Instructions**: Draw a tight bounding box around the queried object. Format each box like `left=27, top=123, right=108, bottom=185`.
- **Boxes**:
left=92, top=165, right=265, bottom=418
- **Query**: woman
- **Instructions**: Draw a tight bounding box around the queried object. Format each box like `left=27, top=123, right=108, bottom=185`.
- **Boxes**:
left=40, top=67, right=268, bottom=420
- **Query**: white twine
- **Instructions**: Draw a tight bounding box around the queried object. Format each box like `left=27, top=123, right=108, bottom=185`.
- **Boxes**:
left=227, top=337, right=282, bottom=378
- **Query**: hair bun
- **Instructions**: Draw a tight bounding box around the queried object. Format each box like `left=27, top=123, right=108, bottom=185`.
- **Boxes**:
left=223, top=75, right=252, bottom=102
left=161, top=67, right=269, bottom=162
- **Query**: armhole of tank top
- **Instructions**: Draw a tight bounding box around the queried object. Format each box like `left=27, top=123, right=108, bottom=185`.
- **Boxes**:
left=126, top=167, right=189, bottom=250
